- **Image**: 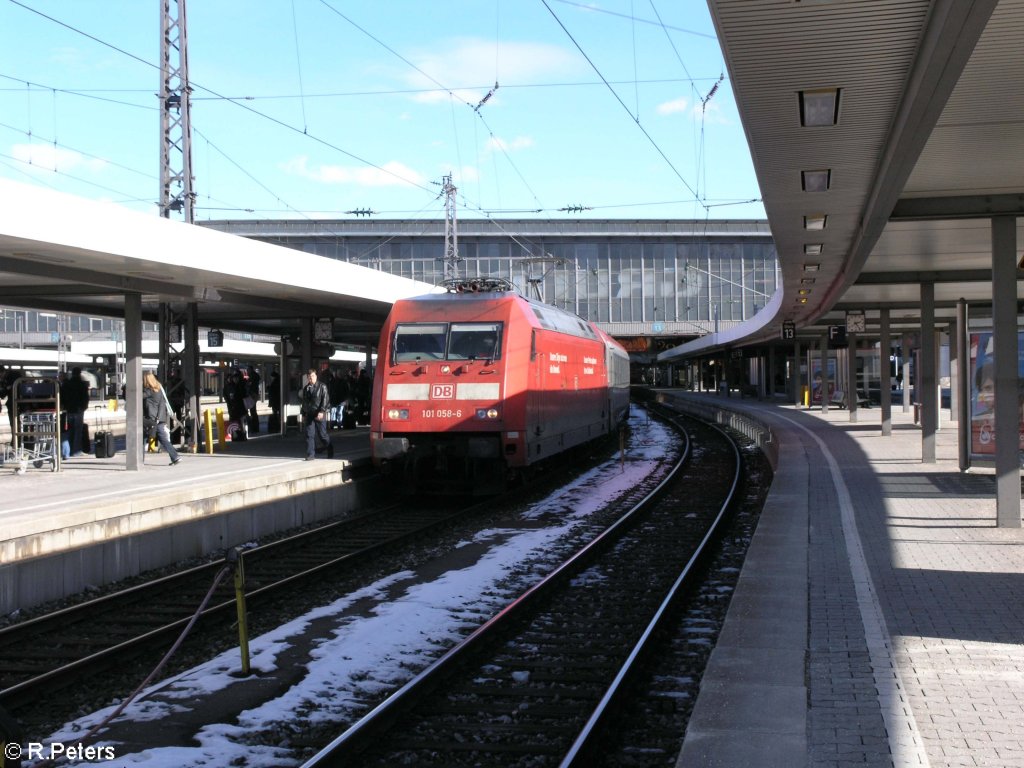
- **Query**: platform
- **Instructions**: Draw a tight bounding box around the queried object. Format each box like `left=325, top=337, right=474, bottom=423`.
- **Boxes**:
left=0, top=426, right=376, bottom=616
left=665, top=392, right=1024, bottom=768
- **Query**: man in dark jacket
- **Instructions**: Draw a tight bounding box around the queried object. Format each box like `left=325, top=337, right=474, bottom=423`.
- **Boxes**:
left=60, top=367, right=90, bottom=455
left=300, top=368, right=333, bottom=460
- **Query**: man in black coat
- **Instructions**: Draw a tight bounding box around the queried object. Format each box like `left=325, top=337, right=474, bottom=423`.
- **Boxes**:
left=300, top=368, right=333, bottom=460
left=60, top=367, right=90, bottom=455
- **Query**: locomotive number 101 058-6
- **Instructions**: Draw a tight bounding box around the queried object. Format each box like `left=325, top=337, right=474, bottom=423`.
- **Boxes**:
left=422, top=408, right=463, bottom=419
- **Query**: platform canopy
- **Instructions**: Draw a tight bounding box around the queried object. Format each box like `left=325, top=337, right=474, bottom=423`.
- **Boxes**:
left=0, top=179, right=436, bottom=346
left=662, top=0, right=1024, bottom=359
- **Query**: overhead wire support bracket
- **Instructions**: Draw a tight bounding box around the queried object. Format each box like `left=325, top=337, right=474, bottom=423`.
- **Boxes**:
left=474, top=81, right=499, bottom=112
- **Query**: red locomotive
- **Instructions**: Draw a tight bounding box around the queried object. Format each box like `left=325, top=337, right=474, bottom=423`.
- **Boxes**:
left=370, top=277, right=631, bottom=493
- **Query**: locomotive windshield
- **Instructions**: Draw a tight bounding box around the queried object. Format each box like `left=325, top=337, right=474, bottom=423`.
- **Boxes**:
left=393, top=322, right=502, bottom=363
left=448, top=323, right=502, bottom=361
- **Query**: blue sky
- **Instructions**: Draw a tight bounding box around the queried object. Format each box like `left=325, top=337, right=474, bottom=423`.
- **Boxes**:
left=0, top=0, right=765, bottom=222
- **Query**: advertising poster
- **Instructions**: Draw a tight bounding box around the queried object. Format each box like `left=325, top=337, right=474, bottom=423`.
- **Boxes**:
left=969, top=331, right=1024, bottom=458
left=809, top=356, right=836, bottom=405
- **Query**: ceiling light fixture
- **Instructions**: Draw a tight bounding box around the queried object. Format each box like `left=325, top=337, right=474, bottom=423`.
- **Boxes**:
left=804, top=214, right=827, bottom=230
left=798, top=288, right=812, bottom=295
left=801, top=169, right=831, bottom=192
left=803, top=263, right=820, bottom=272
left=804, top=243, right=823, bottom=256
left=799, top=88, right=840, bottom=127
left=800, top=277, right=816, bottom=285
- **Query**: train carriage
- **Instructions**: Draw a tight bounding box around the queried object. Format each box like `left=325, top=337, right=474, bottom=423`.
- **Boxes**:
left=371, top=278, right=630, bottom=494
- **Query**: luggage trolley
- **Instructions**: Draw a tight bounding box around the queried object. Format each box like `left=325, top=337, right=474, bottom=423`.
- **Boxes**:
left=4, top=376, right=61, bottom=473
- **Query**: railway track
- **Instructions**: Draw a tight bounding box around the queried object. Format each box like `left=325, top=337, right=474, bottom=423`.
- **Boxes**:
left=301, top=410, right=742, bottom=767
left=0, top=499, right=487, bottom=712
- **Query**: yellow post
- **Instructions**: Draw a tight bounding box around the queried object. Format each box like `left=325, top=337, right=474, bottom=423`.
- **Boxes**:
left=802, top=386, right=810, bottom=407
left=215, top=407, right=228, bottom=450
left=203, top=409, right=215, bottom=454
left=227, top=548, right=251, bottom=676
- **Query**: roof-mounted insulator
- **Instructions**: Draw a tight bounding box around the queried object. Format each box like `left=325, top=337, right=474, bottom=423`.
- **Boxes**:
left=442, top=277, right=515, bottom=294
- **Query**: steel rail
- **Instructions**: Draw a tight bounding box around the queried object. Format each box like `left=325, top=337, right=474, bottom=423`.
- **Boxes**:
left=560, top=412, right=742, bottom=766
left=0, top=500, right=485, bottom=709
left=301, top=414, right=698, bottom=767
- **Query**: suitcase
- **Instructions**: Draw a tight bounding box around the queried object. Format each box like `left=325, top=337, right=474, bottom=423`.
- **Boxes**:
left=94, top=430, right=116, bottom=458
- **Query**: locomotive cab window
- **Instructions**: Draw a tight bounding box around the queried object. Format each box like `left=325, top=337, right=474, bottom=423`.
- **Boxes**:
left=448, top=322, right=502, bottom=361
left=394, top=323, right=447, bottom=362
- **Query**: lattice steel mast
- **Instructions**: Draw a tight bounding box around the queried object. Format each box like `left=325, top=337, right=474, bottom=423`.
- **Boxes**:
left=158, top=0, right=199, bottom=452
left=442, top=174, right=462, bottom=280
left=160, top=0, right=194, bottom=222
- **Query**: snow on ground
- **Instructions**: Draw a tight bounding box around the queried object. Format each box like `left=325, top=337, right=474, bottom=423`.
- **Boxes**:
left=38, top=408, right=678, bottom=767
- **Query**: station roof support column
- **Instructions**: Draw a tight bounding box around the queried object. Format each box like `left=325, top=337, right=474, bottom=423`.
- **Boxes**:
left=124, top=292, right=142, bottom=471
left=879, top=309, right=892, bottom=436
left=793, top=338, right=802, bottom=407
left=820, top=330, right=829, bottom=413
left=847, top=332, right=859, bottom=422
left=920, top=280, right=937, bottom=463
left=956, top=299, right=969, bottom=471
left=991, top=216, right=1021, bottom=528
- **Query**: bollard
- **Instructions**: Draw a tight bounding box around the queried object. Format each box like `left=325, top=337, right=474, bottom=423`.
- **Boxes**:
left=226, top=548, right=251, bottom=676
left=215, top=408, right=228, bottom=450
left=203, top=409, right=215, bottom=455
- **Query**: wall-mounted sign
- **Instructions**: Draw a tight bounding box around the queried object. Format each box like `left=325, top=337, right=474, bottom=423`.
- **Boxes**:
left=782, top=321, right=796, bottom=340
left=207, top=329, right=224, bottom=348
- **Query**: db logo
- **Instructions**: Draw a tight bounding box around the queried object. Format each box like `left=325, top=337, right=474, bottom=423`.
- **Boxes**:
left=431, top=384, right=454, bottom=399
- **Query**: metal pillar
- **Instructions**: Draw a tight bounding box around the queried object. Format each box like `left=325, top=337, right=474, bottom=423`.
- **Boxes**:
left=902, top=331, right=913, bottom=413
left=956, top=299, right=969, bottom=471
left=947, top=321, right=959, bottom=423
left=793, top=339, right=802, bottom=406
left=879, top=309, right=892, bottom=436
left=160, top=0, right=194, bottom=222
left=124, top=293, right=143, bottom=471
left=847, top=333, right=858, bottom=422
left=991, top=216, right=1020, bottom=527
left=820, top=331, right=829, bottom=413
left=159, top=302, right=200, bottom=452
left=920, top=281, right=937, bottom=463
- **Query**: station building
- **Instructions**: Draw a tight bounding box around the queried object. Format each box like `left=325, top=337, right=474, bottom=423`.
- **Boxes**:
left=199, top=217, right=779, bottom=381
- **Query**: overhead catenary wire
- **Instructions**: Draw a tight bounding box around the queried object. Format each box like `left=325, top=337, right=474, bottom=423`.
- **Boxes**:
left=4, top=1, right=760, bottom=221
left=540, top=0, right=703, bottom=207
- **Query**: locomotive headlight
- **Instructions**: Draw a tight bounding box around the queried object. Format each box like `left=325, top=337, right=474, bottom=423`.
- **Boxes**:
left=387, top=408, right=409, bottom=420
left=440, top=364, right=452, bottom=374
left=476, top=407, right=500, bottom=420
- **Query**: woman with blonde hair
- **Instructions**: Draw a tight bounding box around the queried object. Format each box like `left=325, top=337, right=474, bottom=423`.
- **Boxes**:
left=143, top=371, right=180, bottom=466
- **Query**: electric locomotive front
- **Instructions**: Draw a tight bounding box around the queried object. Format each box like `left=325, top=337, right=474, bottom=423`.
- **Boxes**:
left=370, top=283, right=526, bottom=494
left=371, top=278, right=631, bottom=494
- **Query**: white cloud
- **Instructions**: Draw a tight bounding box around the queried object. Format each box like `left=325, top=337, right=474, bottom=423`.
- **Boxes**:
left=486, top=136, right=534, bottom=153
left=405, top=38, right=581, bottom=106
left=11, top=143, right=106, bottom=173
left=281, top=155, right=425, bottom=188
left=657, top=97, right=690, bottom=115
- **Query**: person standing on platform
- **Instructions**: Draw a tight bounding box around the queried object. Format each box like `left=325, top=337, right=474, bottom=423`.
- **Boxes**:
left=300, top=367, right=332, bottom=461
left=224, top=369, right=247, bottom=440
left=60, top=367, right=90, bottom=455
left=268, top=369, right=281, bottom=432
left=246, top=365, right=262, bottom=433
left=143, top=371, right=180, bottom=466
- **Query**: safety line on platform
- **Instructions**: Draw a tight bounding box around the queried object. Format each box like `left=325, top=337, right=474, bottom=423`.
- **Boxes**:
left=774, top=411, right=931, bottom=768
